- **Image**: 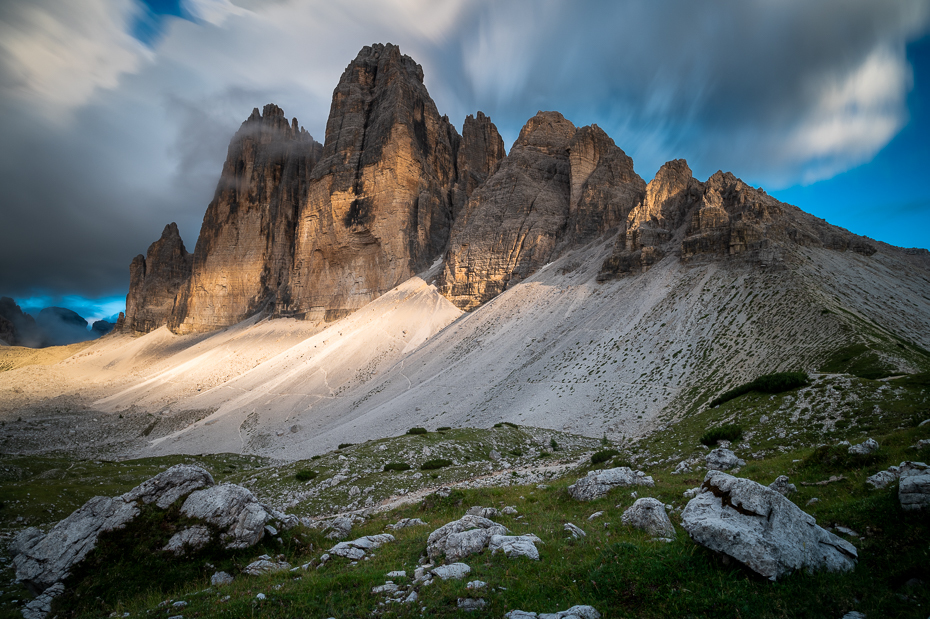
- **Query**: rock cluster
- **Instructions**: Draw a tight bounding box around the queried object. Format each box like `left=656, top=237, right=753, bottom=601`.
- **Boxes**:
left=681, top=471, right=857, bottom=580
left=425, top=514, right=509, bottom=562
left=11, top=464, right=295, bottom=599
left=567, top=466, right=655, bottom=501
left=505, top=605, right=601, bottom=619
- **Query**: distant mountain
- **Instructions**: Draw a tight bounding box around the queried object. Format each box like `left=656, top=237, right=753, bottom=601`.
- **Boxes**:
left=0, top=297, right=110, bottom=347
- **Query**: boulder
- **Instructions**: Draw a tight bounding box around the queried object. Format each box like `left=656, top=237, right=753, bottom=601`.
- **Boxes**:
left=458, top=597, right=487, bottom=611
left=621, top=498, right=675, bottom=538
left=567, top=467, right=654, bottom=501
left=705, top=448, right=745, bottom=471
left=848, top=438, right=879, bottom=455
left=768, top=475, right=797, bottom=496
left=13, top=464, right=214, bottom=594
left=899, top=465, right=930, bottom=511
left=426, top=515, right=509, bottom=562
left=681, top=471, right=857, bottom=580
left=488, top=534, right=542, bottom=560
left=180, top=484, right=271, bottom=549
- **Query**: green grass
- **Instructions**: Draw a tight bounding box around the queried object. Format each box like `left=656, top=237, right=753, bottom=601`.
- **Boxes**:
left=406, top=427, right=428, bottom=435
left=820, top=344, right=898, bottom=380
left=11, top=418, right=927, bottom=619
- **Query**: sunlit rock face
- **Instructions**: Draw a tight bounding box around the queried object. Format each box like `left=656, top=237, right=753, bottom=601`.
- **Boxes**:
left=170, top=104, right=322, bottom=334
left=123, top=222, right=192, bottom=333
left=282, top=43, right=497, bottom=321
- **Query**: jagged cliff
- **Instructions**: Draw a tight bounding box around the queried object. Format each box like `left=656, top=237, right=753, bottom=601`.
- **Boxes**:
left=170, top=104, right=322, bottom=334
left=121, top=43, right=912, bottom=334
left=122, top=223, right=192, bottom=333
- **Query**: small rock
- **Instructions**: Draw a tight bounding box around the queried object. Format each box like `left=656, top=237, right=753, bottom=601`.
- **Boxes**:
left=587, top=511, right=604, bottom=521
left=371, top=583, right=399, bottom=594
left=211, top=571, right=234, bottom=586
left=467, top=580, right=487, bottom=589
left=683, top=487, right=702, bottom=499
left=501, top=506, right=519, bottom=515
left=466, top=506, right=500, bottom=518
left=567, top=467, right=654, bottom=501
left=386, top=517, right=427, bottom=530
left=404, top=591, right=418, bottom=603
left=768, top=475, right=797, bottom=496
left=431, top=562, right=471, bottom=580
left=21, top=582, right=65, bottom=619
left=834, top=526, right=858, bottom=537
left=490, top=450, right=502, bottom=460
left=426, top=515, right=509, bottom=562
left=324, top=516, right=354, bottom=540
left=255, top=593, right=266, bottom=600
left=840, top=612, right=866, bottom=619
left=386, top=570, right=406, bottom=578
left=564, top=523, right=586, bottom=539
left=913, top=439, right=930, bottom=449
left=328, top=534, right=395, bottom=560
left=899, top=463, right=930, bottom=511
left=806, top=498, right=820, bottom=506
left=172, top=601, right=187, bottom=608
left=848, top=438, right=879, bottom=455
left=457, top=598, right=486, bottom=611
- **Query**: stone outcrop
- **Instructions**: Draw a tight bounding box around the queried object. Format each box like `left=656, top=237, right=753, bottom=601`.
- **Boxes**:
left=283, top=43, right=467, bottom=322
left=488, top=533, right=542, bottom=560
left=170, top=105, right=321, bottom=333
left=11, top=464, right=295, bottom=599
left=600, top=162, right=880, bottom=280
left=122, top=223, right=193, bottom=333
left=440, top=113, right=645, bottom=310
left=0, top=297, right=41, bottom=346
left=680, top=471, right=857, bottom=580
left=426, top=514, right=510, bottom=562
left=11, top=464, right=213, bottom=594
left=705, top=448, right=745, bottom=471
left=567, top=466, right=655, bottom=501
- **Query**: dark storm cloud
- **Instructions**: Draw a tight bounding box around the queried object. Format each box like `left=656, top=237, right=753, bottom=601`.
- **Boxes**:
left=0, top=0, right=928, bottom=307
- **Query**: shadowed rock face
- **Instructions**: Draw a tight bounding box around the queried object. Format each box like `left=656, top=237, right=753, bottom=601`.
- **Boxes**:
left=599, top=160, right=878, bottom=279
left=170, top=105, right=322, bottom=334
left=282, top=43, right=472, bottom=321
left=123, top=223, right=192, bottom=333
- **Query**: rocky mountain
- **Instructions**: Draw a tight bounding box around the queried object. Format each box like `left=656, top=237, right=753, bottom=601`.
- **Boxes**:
left=170, top=105, right=321, bottom=334
left=122, top=223, right=193, bottom=333
left=121, top=43, right=912, bottom=336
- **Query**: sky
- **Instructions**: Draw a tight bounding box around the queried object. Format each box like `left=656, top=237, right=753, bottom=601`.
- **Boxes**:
left=1, top=0, right=929, bottom=322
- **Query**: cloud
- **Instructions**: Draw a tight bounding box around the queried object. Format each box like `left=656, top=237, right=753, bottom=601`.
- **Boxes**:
left=0, top=0, right=929, bottom=304
left=0, top=0, right=150, bottom=118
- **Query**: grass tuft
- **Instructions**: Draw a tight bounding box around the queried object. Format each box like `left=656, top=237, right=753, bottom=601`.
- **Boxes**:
left=709, top=371, right=809, bottom=407
left=699, top=424, right=743, bottom=447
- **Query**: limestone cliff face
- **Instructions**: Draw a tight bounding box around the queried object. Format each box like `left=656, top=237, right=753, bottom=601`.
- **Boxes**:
left=283, top=44, right=466, bottom=320
left=600, top=161, right=877, bottom=279
left=170, top=105, right=322, bottom=333
left=451, top=111, right=506, bottom=220
left=123, top=223, right=192, bottom=333
left=439, top=113, right=645, bottom=310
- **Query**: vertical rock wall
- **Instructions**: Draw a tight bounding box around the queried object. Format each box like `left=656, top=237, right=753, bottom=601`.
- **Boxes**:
left=123, top=223, right=192, bottom=333
left=170, top=105, right=321, bottom=333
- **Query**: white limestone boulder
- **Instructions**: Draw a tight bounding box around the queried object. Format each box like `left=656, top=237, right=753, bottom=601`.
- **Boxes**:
left=681, top=471, right=857, bottom=580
